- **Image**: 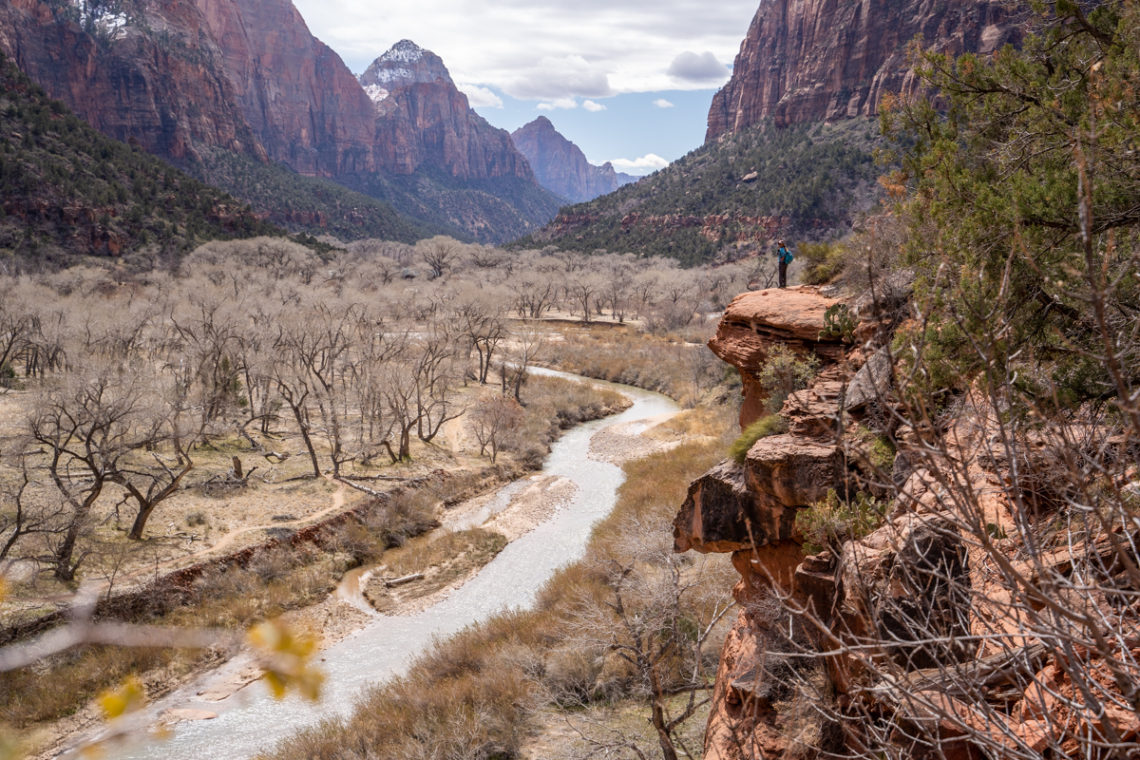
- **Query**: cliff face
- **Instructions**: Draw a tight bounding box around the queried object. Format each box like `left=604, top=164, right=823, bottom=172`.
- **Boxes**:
left=511, top=116, right=636, bottom=203
left=0, top=5, right=558, bottom=241
left=193, top=0, right=377, bottom=177
left=0, top=0, right=260, bottom=162
left=707, top=0, right=1023, bottom=140
left=361, top=40, right=534, bottom=182
left=676, top=284, right=1140, bottom=759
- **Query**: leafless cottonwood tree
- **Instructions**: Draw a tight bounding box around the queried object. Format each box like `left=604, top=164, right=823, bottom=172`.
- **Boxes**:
left=469, top=394, right=523, bottom=463
left=562, top=517, right=734, bottom=760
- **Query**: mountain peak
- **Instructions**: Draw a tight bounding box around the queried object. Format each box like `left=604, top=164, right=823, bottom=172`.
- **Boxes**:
left=384, top=39, right=427, bottom=63
left=511, top=118, right=636, bottom=203
left=361, top=39, right=452, bottom=90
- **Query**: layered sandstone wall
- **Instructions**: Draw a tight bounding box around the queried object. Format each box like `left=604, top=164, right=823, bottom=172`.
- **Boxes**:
left=706, top=0, right=1023, bottom=141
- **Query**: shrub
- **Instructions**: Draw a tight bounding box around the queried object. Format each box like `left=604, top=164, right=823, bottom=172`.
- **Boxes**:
left=799, top=241, right=846, bottom=285
left=820, top=303, right=856, bottom=343
left=795, top=490, right=888, bottom=555
left=758, top=344, right=819, bottom=414
left=729, top=414, right=787, bottom=463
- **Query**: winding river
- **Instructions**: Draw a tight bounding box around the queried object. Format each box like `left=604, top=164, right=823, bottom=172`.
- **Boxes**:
left=104, top=371, right=679, bottom=760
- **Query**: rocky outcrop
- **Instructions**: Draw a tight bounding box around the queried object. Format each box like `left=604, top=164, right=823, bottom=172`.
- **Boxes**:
left=707, top=0, right=1024, bottom=140
left=510, top=117, right=636, bottom=202
left=361, top=40, right=534, bottom=182
left=710, top=286, right=847, bottom=427
left=679, top=283, right=1140, bottom=760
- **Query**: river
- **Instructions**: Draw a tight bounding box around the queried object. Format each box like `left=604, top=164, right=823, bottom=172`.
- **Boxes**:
left=103, top=372, right=679, bottom=760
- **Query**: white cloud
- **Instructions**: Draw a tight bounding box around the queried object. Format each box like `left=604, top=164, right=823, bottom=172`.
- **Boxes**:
left=653, top=98, right=675, bottom=108
left=458, top=83, right=504, bottom=108
left=609, top=153, right=671, bottom=174
left=293, top=0, right=758, bottom=97
left=537, top=97, right=579, bottom=111
left=667, top=51, right=730, bottom=83
left=582, top=99, right=607, bottom=112
left=507, top=55, right=613, bottom=100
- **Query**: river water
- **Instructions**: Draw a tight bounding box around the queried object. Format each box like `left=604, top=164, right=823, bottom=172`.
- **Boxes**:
left=105, top=372, right=678, bottom=760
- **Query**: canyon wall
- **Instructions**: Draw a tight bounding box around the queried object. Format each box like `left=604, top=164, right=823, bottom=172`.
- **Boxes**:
left=706, top=0, right=1023, bottom=140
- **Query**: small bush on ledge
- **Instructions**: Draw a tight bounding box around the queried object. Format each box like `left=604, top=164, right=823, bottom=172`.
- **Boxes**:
left=795, top=489, right=888, bottom=555
left=729, top=414, right=787, bottom=463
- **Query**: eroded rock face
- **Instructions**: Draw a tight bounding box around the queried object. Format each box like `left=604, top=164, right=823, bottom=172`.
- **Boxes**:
left=0, top=0, right=260, bottom=162
left=510, top=116, right=636, bottom=202
left=195, top=0, right=377, bottom=177
left=362, top=40, right=534, bottom=181
left=706, top=0, right=1024, bottom=141
left=674, top=460, right=800, bottom=555
left=836, top=511, right=974, bottom=669
left=710, top=286, right=847, bottom=428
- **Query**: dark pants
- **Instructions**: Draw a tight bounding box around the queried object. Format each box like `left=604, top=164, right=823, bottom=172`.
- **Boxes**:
left=778, top=259, right=787, bottom=288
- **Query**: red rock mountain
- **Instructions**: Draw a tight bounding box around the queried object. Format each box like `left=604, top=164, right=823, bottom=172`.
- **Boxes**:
left=510, top=116, right=637, bottom=203
left=194, top=0, right=378, bottom=177
left=0, top=3, right=560, bottom=240
left=707, top=0, right=1024, bottom=140
left=0, top=0, right=260, bottom=163
left=360, top=40, right=533, bottom=182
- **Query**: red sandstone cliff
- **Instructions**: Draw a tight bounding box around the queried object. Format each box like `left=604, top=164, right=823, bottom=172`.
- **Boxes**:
left=511, top=116, right=636, bottom=203
left=361, top=40, right=534, bottom=182
left=193, top=0, right=377, bottom=177
left=706, top=0, right=1024, bottom=140
left=676, top=285, right=1140, bottom=759
left=0, top=0, right=260, bottom=162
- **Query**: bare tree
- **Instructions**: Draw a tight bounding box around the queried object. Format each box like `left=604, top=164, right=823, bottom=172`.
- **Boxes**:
left=469, top=394, right=523, bottom=463
left=564, top=516, right=734, bottom=760
left=418, top=236, right=460, bottom=280
left=500, top=327, right=547, bottom=404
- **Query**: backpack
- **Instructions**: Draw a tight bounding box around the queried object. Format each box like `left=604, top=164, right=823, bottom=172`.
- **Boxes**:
left=779, top=246, right=793, bottom=263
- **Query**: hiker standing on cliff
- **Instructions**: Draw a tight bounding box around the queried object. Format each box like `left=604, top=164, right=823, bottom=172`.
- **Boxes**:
left=776, top=239, right=792, bottom=288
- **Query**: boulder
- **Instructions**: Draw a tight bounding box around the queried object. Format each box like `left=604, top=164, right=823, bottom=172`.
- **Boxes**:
left=844, top=346, right=893, bottom=412
left=674, top=460, right=797, bottom=554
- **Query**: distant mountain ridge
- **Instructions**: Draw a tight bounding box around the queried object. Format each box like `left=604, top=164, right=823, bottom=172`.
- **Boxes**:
left=0, top=0, right=561, bottom=243
left=510, top=117, right=637, bottom=203
left=526, top=0, right=1029, bottom=263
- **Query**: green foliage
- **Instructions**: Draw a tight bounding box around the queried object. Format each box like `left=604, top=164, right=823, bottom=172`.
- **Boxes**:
left=868, top=434, right=896, bottom=472
left=0, top=52, right=278, bottom=268
left=796, top=490, right=888, bottom=555
left=820, top=303, right=856, bottom=343
left=189, top=147, right=429, bottom=244
left=799, top=240, right=846, bottom=284
left=883, top=2, right=1140, bottom=410
left=758, top=344, right=820, bottom=414
left=730, top=414, right=787, bottom=463
left=516, top=120, right=880, bottom=264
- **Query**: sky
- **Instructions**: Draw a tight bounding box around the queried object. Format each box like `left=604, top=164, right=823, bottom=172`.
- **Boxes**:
left=290, top=0, right=761, bottom=175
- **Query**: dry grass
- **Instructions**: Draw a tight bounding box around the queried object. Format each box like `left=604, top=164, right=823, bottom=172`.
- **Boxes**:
left=363, top=528, right=507, bottom=613
left=545, top=325, right=723, bottom=406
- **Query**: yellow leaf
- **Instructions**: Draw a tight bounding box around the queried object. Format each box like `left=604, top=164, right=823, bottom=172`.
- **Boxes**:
left=247, top=620, right=324, bottom=702
left=97, top=677, right=146, bottom=721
